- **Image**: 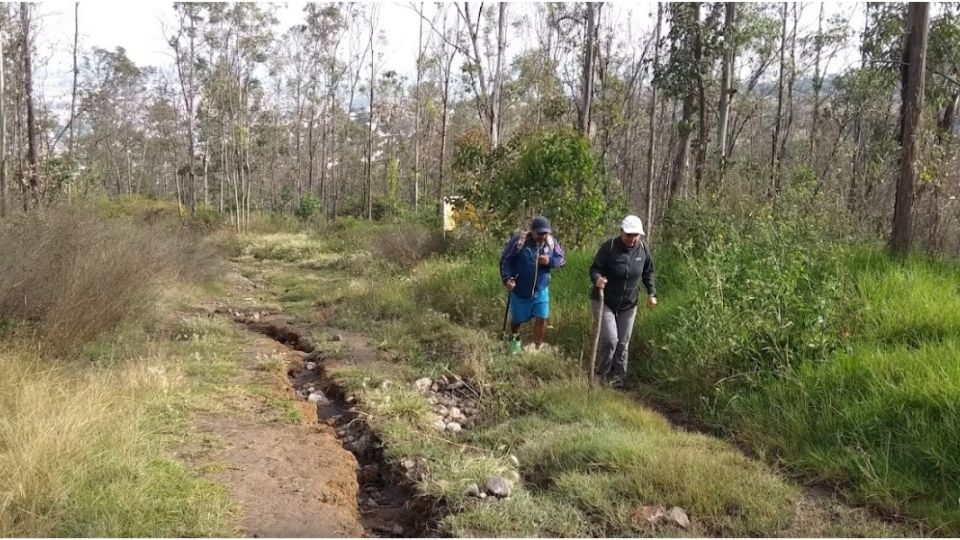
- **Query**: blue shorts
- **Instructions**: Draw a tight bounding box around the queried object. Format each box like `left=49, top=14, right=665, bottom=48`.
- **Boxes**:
left=510, top=288, right=549, bottom=324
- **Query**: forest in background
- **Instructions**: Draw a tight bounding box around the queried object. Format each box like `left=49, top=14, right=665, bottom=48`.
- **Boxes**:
left=0, top=2, right=955, bottom=257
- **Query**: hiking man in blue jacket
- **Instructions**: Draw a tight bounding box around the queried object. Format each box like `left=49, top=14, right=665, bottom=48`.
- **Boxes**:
left=499, top=216, right=566, bottom=351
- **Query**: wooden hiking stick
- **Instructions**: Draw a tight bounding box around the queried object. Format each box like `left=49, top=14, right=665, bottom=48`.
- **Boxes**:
left=588, top=288, right=604, bottom=387
left=501, top=290, right=511, bottom=339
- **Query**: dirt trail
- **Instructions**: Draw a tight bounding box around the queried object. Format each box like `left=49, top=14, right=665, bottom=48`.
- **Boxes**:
left=181, top=268, right=427, bottom=538
left=178, top=267, right=363, bottom=537
left=188, top=263, right=910, bottom=538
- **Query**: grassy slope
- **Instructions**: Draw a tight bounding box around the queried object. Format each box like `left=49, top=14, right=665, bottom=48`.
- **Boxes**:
left=0, top=299, right=243, bottom=536
left=1, top=203, right=250, bottom=536
left=235, top=227, right=900, bottom=537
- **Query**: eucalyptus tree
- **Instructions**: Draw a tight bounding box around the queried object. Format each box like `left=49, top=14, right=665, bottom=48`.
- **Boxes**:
left=167, top=2, right=206, bottom=215
left=76, top=47, right=147, bottom=197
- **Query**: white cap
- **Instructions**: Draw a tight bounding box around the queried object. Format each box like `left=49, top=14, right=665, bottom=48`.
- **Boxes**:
left=620, top=215, right=645, bottom=235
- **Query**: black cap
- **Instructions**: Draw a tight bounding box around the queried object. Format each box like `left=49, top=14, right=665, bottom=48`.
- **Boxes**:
left=531, top=216, right=551, bottom=233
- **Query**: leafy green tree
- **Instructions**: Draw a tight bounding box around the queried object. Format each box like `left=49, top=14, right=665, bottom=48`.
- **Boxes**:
left=458, top=128, right=622, bottom=246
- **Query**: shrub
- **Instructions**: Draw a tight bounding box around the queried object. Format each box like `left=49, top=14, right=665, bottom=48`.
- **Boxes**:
left=375, top=224, right=446, bottom=270
left=646, top=197, right=851, bottom=412
left=294, top=194, right=322, bottom=221
left=0, top=208, right=218, bottom=352
left=457, top=128, right=624, bottom=247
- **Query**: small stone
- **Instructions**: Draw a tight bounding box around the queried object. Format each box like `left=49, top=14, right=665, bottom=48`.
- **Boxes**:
left=463, top=483, right=481, bottom=498
left=509, top=454, right=520, bottom=467
left=413, top=377, right=432, bottom=393
left=437, top=405, right=448, bottom=416
left=478, top=491, right=487, bottom=499
left=331, top=333, right=343, bottom=342
left=485, top=475, right=511, bottom=498
left=391, top=524, right=404, bottom=535
left=433, top=419, right=447, bottom=431
left=380, top=380, right=393, bottom=390
left=400, top=457, right=416, bottom=470
left=305, top=362, right=317, bottom=370
left=252, top=312, right=261, bottom=322
left=308, top=392, right=327, bottom=403
left=666, top=506, right=690, bottom=529
left=446, top=422, right=463, bottom=433
left=358, top=464, right=379, bottom=484
left=345, top=433, right=372, bottom=455
left=307, top=386, right=315, bottom=392
left=449, top=407, right=463, bottom=419
left=632, top=505, right=666, bottom=526
left=345, top=396, right=355, bottom=403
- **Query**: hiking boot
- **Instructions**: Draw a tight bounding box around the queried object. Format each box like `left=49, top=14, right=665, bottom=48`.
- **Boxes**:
left=509, top=335, right=522, bottom=354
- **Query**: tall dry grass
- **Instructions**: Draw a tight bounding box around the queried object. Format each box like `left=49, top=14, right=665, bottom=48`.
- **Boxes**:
left=0, top=344, right=234, bottom=536
left=0, top=208, right=217, bottom=352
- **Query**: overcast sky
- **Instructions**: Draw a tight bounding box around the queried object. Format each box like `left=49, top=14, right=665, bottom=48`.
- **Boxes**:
left=33, top=2, right=865, bottom=113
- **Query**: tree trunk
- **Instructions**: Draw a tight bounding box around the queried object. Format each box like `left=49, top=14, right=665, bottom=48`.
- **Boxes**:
left=937, top=91, right=958, bottom=144
left=669, top=92, right=694, bottom=201
left=319, top=95, right=329, bottom=213
left=849, top=9, right=870, bottom=213
left=809, top=3, right=824, bottom=165
left=579, top=1, right=597, bottom=138
left=69, top=2, right=78, bottom=156
left=438, top=49, right=454, bottom=216
left=776, top=4, right=798, bottom=181
left=491, top=3, right=507, bottom=148
left=187, top=33, right=197, bottom=216
left=307, top=105, right=315, bottom=194
left=365, top=11, right=375, bottom=220
left=21, top=3, right=38, bottom=210
left=413, top=2, right=424, bottom=212
left=716, top=2, right=735, bottom=185
left=645, top=3, right=662, bottom=238
left=770, top=3, right=787, bottom=196
left=890, top=2, right=930, bottom=256
left=0, top=9, right=7, bottom=218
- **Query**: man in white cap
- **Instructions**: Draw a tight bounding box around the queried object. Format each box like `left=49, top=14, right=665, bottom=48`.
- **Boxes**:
left=588, top=214, right=657, bottom=388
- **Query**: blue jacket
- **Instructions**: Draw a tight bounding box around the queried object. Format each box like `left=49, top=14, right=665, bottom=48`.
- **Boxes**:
left=499, top=233, right=566, bottom=299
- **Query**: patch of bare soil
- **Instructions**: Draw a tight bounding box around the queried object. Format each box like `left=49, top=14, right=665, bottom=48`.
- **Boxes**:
left=240, top=314, right=435, bottom=538
left=185, top=329, right=365, bottom=538
left=175, top=270, right=369, bottom=537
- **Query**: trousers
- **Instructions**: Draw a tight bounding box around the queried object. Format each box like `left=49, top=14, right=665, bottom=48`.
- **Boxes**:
left=591, top=299, right=637, bottom=384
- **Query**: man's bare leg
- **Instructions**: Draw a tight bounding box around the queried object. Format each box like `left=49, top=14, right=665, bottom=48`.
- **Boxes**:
left=533, top=318, right=546, bottom=348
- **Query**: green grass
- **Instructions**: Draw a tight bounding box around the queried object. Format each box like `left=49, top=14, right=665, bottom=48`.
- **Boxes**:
left=0, top=338, right=239, bottom=537
left=248, top=224, right=873, bottom=537
left=0, top=277, right=253, bottom=537
left=247, top=384, right=302, bottom=424
left=636, top=241, right=960, bottom=532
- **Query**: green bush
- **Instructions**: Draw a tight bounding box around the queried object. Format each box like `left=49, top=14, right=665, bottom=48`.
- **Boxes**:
left=294, top=194, right=322, bottom=221
left=457, top=128, right=624, bottom=247
left=645, top=198, right=851, bottom=412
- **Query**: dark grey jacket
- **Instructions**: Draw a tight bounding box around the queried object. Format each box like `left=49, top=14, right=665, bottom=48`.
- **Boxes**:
left=589, top=237, right=656, bottom=312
